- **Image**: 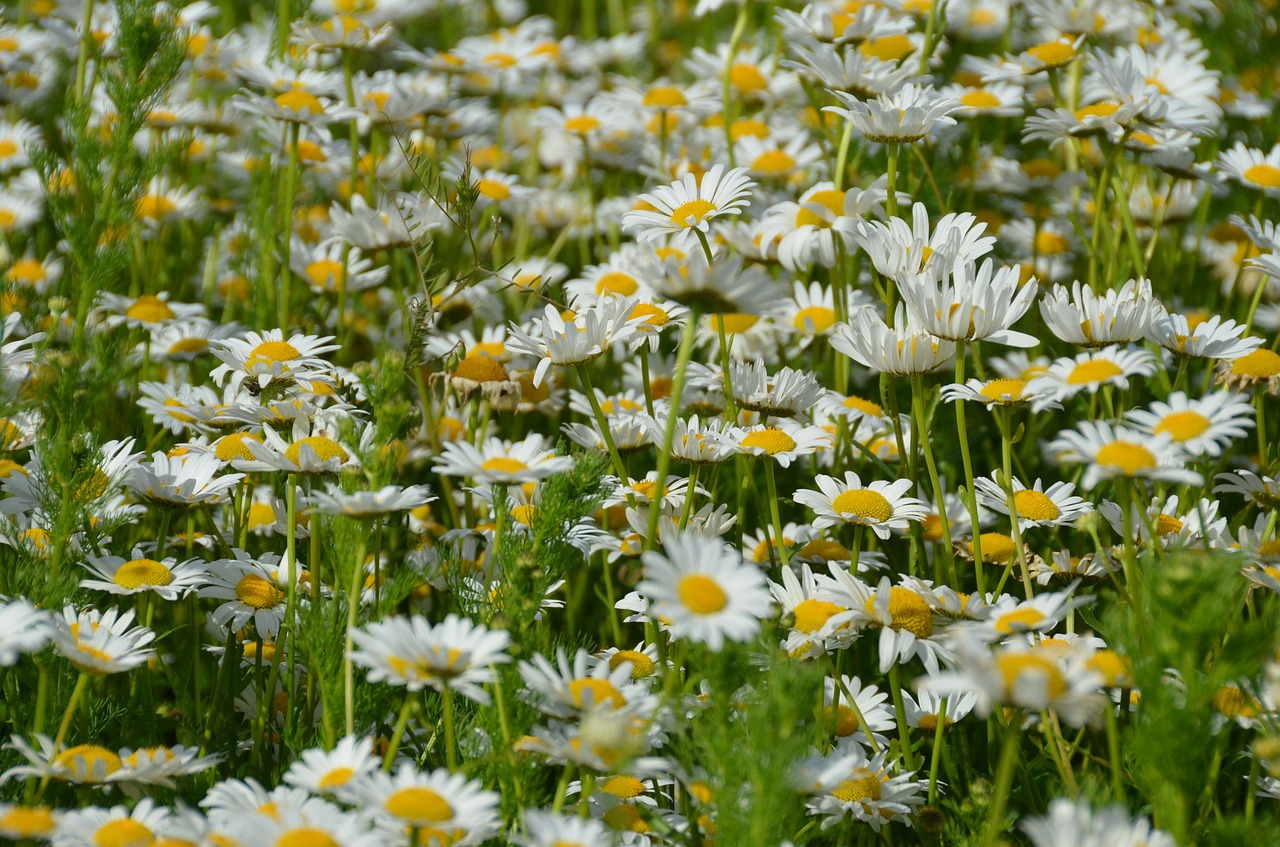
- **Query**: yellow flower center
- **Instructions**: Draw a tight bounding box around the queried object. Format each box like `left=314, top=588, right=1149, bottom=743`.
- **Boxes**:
left=872, top=587, right=933, bottom=637
left=235, top=574, right=283, bottom=609
left=285, top=436, right=349, bottom=465
left=832, top=770, right=883, bottom=803
left=1035, top=230, right=1071, bottom=255
left=602, top=775, right=646, bottom=798
left=608, top=649, right=656, bottom=679
left=1066, top=358, right=1122, bottom=385
left=136, top=195, right=177, bottom=221
left=678, top=574, right=728, bottom=614
left=384, top=787, right=454, bottom=825
left=1154, top=410, right=1209, bottom=441
left=960, top=90, right=1002, bottom=109
left=741, top=428, right=797, bottom=456
left=979, top=379, right=1027, bottom=402
left=125, top=295, right=175, bottom=323
left=168, top=337, right=209, bottom=355
left=477, top=178, right=511, bottom=200
left=1095, top=441, right=1157, bottom=475
left=53, top=745, right=121, bottom=780
left=113, top=559, right=174, bottom=589
left=970, top=532, right=1016, bottom=563
left=568, top=677, right=626, bottom=709
left=305, top=259, right=345, bottom=290
left=0, top=139, right=18, bottom=158
left=454, top=355, right=510, bottom=383
left=481, top=457, right=529, bottom=475
left=642, top=86, right=687, bottom=108
left=1086, top=650, right=1130, bottom=686
left=711, top=313, right=759, bottom=334
left=1075, top=102, right=1120, bottom=120
left=996, top=653, right=1068, bottom=698
left=797, top=539, right=851, bottom=561
left=793, top=306, right=837, bottom=333
left=861, top=33, right=913, bottom=61
left=1243, top=163, right=1280, bottom=189
left=831, top=489, right=892, bottom=522
left=729, top=61, right=768, bottom=93
left=793, top=598, right=847, bottom=634
left=6, top=258, right=47, bottom=285
left=0, top=807, right=56, bottom=838
left=994, top=607, right=1048, bottom=634
left=1154, top=513, right=1183, bottom=535
left=1012, top=490, right=1060, bottom=522
left=795, top=188, right=845, bottom=228
left=248, top=340, right=302, bottom=364
left=317, top=767, right=354, bottom=789
left=1027, top=40, right=1076, bottom=67
left=824, top=704, right=860, bottom=737
left=669, top=199, right=717, bottom=226
left=751, top=149, right=796, bottom=175
left=94, top=818, right=154, bottom=847
left=275, top=828, right=339, bottom=847
left=1231, top=348, right=1280, bottom=379
left=214, top=433, right=263, bottom=463
left=563, top=114, right=601, bottom=134
left=1212, top=686, right=1259, bottom=718
left=594, top=271, right=638, bottom=297
left=842, top=395, right=883, bottom=417
left=602, top=804, right=650, bottom=833
left=630, top=303, right=670, bottom=326
left=275, top=90, right=325, bottom=114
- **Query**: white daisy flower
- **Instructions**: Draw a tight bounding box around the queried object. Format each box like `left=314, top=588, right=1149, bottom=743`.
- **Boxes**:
left=794, top=472, right=929, bottom=538
left=1028, top=344, right=1158, bottom=401
left=732, top=421, right=833, bottom=468
left=1125, top=390, right=1255, bottom=457
left=282, top=736, right=379, bottom=797
left=1021, top=798, right=1176, bottom=847
left=80, top=551, right=207, bottom=600
left=1217, top=142, right=1280, bottom=196
left=0, top=598, right=53, bottom=666
left=209, top=329, right=338, bottom=392
left=621, top=163, right=755, bottom=245
left=351, top=764, right=501, bottom=846
left=831, top=306, right=956, bottom=376
left=638, top=529, right=772, bottom=651
left=506, top=298, right=643, bottom=387
left=770, top=563, right=860, bottom=659
left=973, top=475, right=1093, bottom=530
left=728, top=358, right=827, bottom=417
left=1047, top=420, right=1203, bottom=490
left=432, top=434, right=574, bottom=484
left=306, top=483, right=436, bottom=518
left=1038, top=278, right=1161, bottom=347
left=348, top=613, right=510, bottom=704
left=848, top=203, right=996, bottom=285
left=824, top=83, right=961, bottom=144
left=900, top=258, right=1038, bottom=347
left=803, top=747, right=925, bottom=831
left=939, top=376, right=1062, bottom=412
left=52, top=605, right=156, bottom=676
left=518, top=647, right=658, bottom=720
left=1145, top=310, right=1262, bottom=360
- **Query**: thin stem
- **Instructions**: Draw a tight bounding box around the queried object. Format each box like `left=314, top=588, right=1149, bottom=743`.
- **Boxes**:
left=344, top=527, right=370, bottom=735
left=441, top=687, right=458, bottom=772
left=912, top=377, right=958, bottom=586
left=35, top=672, right=90, bottom=801
left=382, top=690, right=417, bottom=771
left=981, top=718, right=1022, bottom=846
left=763, top=460, right=790, bottom=566
left=647, top=314, right=700, bottom=549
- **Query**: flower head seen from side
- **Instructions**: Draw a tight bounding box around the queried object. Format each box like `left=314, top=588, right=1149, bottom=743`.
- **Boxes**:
left=1124, top=390, right=1255, bottom=458
left=1021, top=797, right=1177, bottom=847
left=432, top=434, right=574, bottom=485
left=209, top=329, right=339, bottom=392
left=824, top=83, right=961, bottom=144
left=127, top=450, right=244, bottom=509
left=831, top=306, right=957, bottom=376
left=348, top=613, right=510, bottom=704
left=1047, top=420, right=1204, bottom=490
left=1038, top=278, right=1161, bottom=347
left=506, top=298, right=642, bottom=386
left=637, top=529, right=772, bottom=651
left=0, top=598, right=53, bottom=666
left=352, top=764, right=501, bottom=846
left=973, top=475, right=1094, bottom=531
left=900, top=258, right=1039, bottom=347
left=652, top=250, right=780, bottom=315
left=794, top=472, right=929, bottom=539
left=80, top=551, right=208, bottom=600
left=52, top=605, right=156, bottom=676
left=622, top=163, right=754, bottom=245
left=306, top=483, right=436, bottom=519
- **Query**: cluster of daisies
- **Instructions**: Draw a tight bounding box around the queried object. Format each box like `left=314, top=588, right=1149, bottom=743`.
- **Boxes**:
left=1, top=0, right=1280, bottom=844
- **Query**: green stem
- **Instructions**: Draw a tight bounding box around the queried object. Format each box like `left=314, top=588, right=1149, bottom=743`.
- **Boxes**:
left=763, top=460, right=790, bottom=566
left=647, top=314, right=699, bottom=549
left=35, top=673, right=90, bottom=801
left=912, top=377, right=957, bottom=586
left=382, top=690, right=416, bottom=771
left=441, top=687, right=458, bottom=772
left=344, top=527, right=370, bottom=735
left=981, top=718, right=1022, bottom=846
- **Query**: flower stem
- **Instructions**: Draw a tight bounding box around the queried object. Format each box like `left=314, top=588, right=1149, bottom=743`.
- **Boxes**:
left=981, top=717, right=1022, bottom=846
left=441, top=686, right=458, bottom=772
left=648, top=313, right=699, bottom=549
left=344, top=527, right=370, bottom=736
left=576, top=364, right=630, bottom=484
left=912, top=377, right=957, bottom=586
left=763, top=460, right=790, bottom=566
left=36, top=672, right=90, bottom=802
left=382, top=689, right=416, bottom=771
left=955, top=344, right=985, bottom=594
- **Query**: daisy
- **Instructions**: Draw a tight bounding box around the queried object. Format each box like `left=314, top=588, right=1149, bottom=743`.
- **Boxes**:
left=516, top=809, right=614, bottom=847
left=1215, top=470, right=1280, bottom=509
left=142, top=318, right=240, bottom=364
left=0, top=803, right=58, bottom=840
left=352, top=764, right=502, bottom=846
left=1021, top=798, right=1176, bottom=847
left=1217, top=142, right=1280, bottom=196
left=1125, top=391, right=1254, bottom=457
left=770, top=563, right=860, bottom=659
left=1216, top=346, right=1280, bottom=394
left=229, top=797, right=379, bottom=847
left=758, top=191, right=854, bottom=272
left=732, top=421, right=832, bottom=468
left=1038, top=278, right=1161, bottom=347
left=967, top=589, right=1092, bottom=642
left=794, top=472, right=929, bottom=538
left=282, top=736, right=378, bottom=797
left=803, top=748, right=925, bottom=832
left=433, top=434, right=574, bottom=485
left=240, top=424, right=359, bottom=476
left=1145, top=311, right=1262, bottom=360
left=939, top=377, right=1062, bottom=412
left=1028, top=345, right=1158, bottom=401
left=506, top=298, right=642, bottom=387
left=783, top=40, right=917, bottom=98
left=1047, top=420, right=1203, bottom=490
left=199, top=550, right=293, bottom=639
left=919, top=634, right=1106, bottom=727
left=0, top=598, right=53, bottom=665
left=847, top=203, right=995, bottom=285
left=637, top=530, right=771, bottom=651
left=900, top=258, right=1038, bottom=346
left=80, top=551, right=207, bottom=600
left=518, top=648, right=657, bottom=720
left=54, top=799, right=172, bottom=847
left=210, top=329, right=338, bottom=392
left=973, top=475, right=1093, bottom=530
left=1031, top=550, right=1115, bottom=587
left=859, top=576, right=950, bottom=673
left=348, top=613, right=510, bottom=704
left=729, top=359, right=826, bottom=417
left=984, top=36, right=1084, bottom=80
left=307, top=483, right=436, bottom=518
left=821, top=675, right=897, bottom=751
left=902, top=688, right=978, bottom=735
left=128, top=450, right=244, bottom=508
left=646, top=413, right=739, bottom=466
left=233, top=87, right=358, bottom=126
left=92, top=291, right=205, bottom=330
left=52, top=605, right=156, bottom=676
left=824, top=83, right=961, bottom=144
left=621, top=164, right=755, bottom=245
left=831, top=307, right=956, bottom=377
